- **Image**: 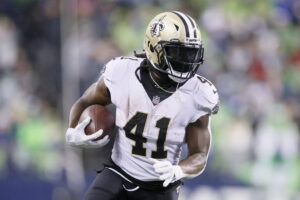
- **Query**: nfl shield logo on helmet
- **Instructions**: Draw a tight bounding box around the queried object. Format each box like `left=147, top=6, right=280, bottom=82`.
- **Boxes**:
left=152, top=96, right=160, bottom=105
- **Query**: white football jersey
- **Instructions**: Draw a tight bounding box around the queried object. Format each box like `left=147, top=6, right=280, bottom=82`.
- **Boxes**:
left=102, top=56, right=219, bottom=181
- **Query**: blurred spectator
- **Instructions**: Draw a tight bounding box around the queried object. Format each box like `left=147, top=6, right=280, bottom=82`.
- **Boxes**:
left=0, top=0, right=299, bottom=199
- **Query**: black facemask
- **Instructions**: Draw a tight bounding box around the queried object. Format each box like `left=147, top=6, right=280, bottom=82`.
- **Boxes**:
left=164, top=45, right=203, bottom=73
left=152, top=41, right=204, bottom=82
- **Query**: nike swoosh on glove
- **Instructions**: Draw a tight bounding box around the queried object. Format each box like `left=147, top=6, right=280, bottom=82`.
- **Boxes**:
left=150, top=158, right=184, bottom=187
left=66, top=117, right=110, bottom=148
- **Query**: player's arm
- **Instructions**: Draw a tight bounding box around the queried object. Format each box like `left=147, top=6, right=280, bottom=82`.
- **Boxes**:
left=69, top=76, right=111, bottom=128
left=179, top=114, right=210, bottom=177
left=151, top=114, right=211, bottom=187
left=66, top=76, right=111, bottom=148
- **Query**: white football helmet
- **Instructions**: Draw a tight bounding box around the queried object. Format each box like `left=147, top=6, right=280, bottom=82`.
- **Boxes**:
left=144, top=11, right=204, bottom=83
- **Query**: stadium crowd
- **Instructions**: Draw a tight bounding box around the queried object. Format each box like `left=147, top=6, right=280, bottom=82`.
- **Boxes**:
left=0, top=0, right=299, bottom=199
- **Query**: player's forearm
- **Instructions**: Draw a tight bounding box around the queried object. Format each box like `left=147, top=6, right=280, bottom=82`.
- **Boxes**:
left=180, top=115, right=211, bottom=179
left=178, top=152, right=208, bottom=178
left=68, top=79, right=111, bottom=128
left=69, top=99, right=89, bottom=128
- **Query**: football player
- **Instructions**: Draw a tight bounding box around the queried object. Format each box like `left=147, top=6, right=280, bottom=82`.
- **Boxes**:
left=66, top=11, right=219, bottom=200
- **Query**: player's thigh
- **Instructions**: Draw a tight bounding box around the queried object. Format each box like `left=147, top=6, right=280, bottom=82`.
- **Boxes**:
left=84, top=168, right=127, bottom=200
left=127, top=186, right=180, bottom=200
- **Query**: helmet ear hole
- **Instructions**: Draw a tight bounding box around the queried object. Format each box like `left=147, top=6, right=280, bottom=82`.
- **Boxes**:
left=174, top=24, right=179, bottom=31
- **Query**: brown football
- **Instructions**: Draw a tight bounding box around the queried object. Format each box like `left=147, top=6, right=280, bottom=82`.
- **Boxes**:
left=78, top=105, right=115, bottom=141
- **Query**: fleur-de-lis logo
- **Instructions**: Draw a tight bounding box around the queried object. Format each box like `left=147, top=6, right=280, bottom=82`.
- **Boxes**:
left=150, top=15, right=166, bottom=37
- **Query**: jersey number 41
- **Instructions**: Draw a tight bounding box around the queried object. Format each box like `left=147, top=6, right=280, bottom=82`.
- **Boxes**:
left=124, top=112, right=170, bottom=159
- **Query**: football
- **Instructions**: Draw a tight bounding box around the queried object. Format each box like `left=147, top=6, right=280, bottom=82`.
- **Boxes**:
left=78, top=105, right=115, bottom=141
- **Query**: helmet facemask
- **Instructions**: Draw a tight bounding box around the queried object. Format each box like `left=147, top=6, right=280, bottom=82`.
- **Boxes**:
left=152, top=41, right=204, bottom=83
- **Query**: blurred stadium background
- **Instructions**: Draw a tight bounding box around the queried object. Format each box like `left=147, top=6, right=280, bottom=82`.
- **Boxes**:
left=0, top=0, right=300, bottom=199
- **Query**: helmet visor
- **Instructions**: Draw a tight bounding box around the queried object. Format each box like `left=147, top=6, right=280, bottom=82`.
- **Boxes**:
left=164, top=44, right=204, bottom=73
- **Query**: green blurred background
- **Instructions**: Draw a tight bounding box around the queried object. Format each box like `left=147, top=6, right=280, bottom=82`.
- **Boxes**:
left=0, top=0, right=300, bottom=199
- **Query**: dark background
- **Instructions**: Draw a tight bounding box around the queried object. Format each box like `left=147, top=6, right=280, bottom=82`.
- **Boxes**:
left=0, top=0, right=299, bottom=199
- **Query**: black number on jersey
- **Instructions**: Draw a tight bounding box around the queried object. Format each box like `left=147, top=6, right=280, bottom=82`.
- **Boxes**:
left=124, top=112, right=170, bottom=159
left=197, top=75, right=218, bottom=94
left=197, top=75, right=212, bottom=86
left=124, top=112, right=148, bottom=156
left=151, top=117, right=170, bottom=159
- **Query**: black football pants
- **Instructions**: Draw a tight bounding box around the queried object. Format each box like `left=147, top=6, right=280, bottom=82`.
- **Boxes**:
left=84, top=168, right=180, bottom=200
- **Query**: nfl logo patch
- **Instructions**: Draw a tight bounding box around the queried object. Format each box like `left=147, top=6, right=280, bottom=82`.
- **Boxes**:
left=152, top=96, right=160, bottom=105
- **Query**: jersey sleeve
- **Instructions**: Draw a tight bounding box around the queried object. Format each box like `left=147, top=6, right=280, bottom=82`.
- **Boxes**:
left=191, top=76, right=220, bottom=122
left=102, top=57, right=129, bottom=107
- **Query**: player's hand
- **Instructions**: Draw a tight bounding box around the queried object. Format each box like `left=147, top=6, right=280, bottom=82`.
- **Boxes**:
left=65, top=117, right=109, bottom=148
left=149, top=158, right=184, bottom=187
left=85, top=134, right=110, bottom=148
